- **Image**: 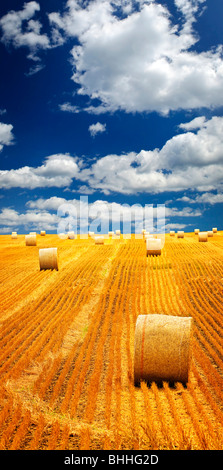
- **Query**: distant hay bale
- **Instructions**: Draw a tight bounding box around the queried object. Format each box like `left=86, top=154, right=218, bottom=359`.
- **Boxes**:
left=11, top=232, right=17, bottom=239
left=212, top=227, right=217, bottom=233
left=194, top=229, right=200, bottom=234
left=134, top=314, right=193, bottom=385
left=68, top=231, right=75, bottom=239
left=88, top=231, right=95, bottom=238
left=39, top=248, right=58, bottom=270
left=146, top=238, right=161, bottom=256
left=25, top=234, right=37, bottom=246
left=95, top=236, right=104, bottom=245
left=177, top=231, right=184, bottom=238
left=170, top=231, right=175, bottom=237
left=198, top=232, right=208, bottom=242
left=108, top=231, right=114, bottom=237
left=207, top=230, right=213, bottom=237
left=58, top=233, right=68, bottom=240
left=116, top=230, right=121, bottom=236
left=40, top=231, right=46, bottom=236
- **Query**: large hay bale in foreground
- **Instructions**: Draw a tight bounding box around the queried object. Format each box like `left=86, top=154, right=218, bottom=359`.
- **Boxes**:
left=25, top=234, right=37, bottom=246
left=199, top=232, right=208, bottom=242
left=39, top=248, right=58, bottom=270
left=134, top=314, right=193, bottom=385
left=146, top=238, right=161, bottom=256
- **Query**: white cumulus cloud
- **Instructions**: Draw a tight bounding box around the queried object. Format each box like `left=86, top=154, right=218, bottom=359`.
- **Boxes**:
left=88, top=122, right=106, bottom=137
left=1, top=116, right=223, bottom=196
left=49, top=0, right=223, bottom=115
left=0, top=122, right=14, bottom=152
left=0, top=2, right=50, bottom=52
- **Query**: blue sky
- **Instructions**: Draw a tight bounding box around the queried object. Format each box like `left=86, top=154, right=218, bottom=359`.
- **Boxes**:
left=0, top=0, right=223, bottom=234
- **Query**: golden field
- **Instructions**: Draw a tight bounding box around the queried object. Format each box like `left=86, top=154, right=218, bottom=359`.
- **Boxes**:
left=0, top=231, right=223, bottom=450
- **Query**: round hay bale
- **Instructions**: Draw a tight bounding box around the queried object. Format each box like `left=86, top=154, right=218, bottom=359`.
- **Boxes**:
left=134, top=314, right=193, bottom=385
left=177, top=231, right=184, bottom=238
left=40, top=231, right=46, bottom=236
left=198, top=232, right=208, bottom=242
left=25, top=234, right=37, bottom=246
left=88, top=231, right=95, bottom=238
left=169, top=231, right=175, bottom=236
left=116, top=229, right=121, bottom=236
left=108, top=231, right=114, bottom=237
left=194, top=229, right=200, bottom=234
left=207, top=230, right=213, bottom=237
left=146, top=238, right=161, bottom=256
left=212, top=227, right=217, bottom=233
left=58, top=233, right=68, bottom=239
left=68, top=231, right=75, bottom=239
left=39, top=248, right=58, bottom=270
left=11, top=232, right=17, bottom=239
left=95, top=236, right=104, bottom=245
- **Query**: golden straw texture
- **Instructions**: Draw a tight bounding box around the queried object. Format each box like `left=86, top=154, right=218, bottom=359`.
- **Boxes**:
left=170, top=231, right=175, bottom=236
left=39, top=248, right=58, bottom=270
left=207, top=231, right=213, bottom=237
left=194, top=229, right=200, bottom=234
left=40, top=231, right=46, bottom=236
left=212, top=227, right=217, bottom=233
left=134, top=314, right=193, bottom=385
left=11, top=232, right=17, bottom=239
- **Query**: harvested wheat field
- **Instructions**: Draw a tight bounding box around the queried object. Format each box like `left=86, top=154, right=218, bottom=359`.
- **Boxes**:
left=0, top=231, right=223, bottom=451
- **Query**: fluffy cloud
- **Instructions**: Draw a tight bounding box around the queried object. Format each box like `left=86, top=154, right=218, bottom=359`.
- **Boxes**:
left=177, top=192, right=223, bottom=205
left=49, top=0, right=223, bottom=114
left=1, top=116, right=223, bottom=194
left=0, top=154, right=79, bottom=189
left=0, top=2, right=50, bottom=55
left=88, top=122, right=106, bottom=137
left=0, top=207, right=58, bottom=232
left=0, top=122, right=14, bottom=152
